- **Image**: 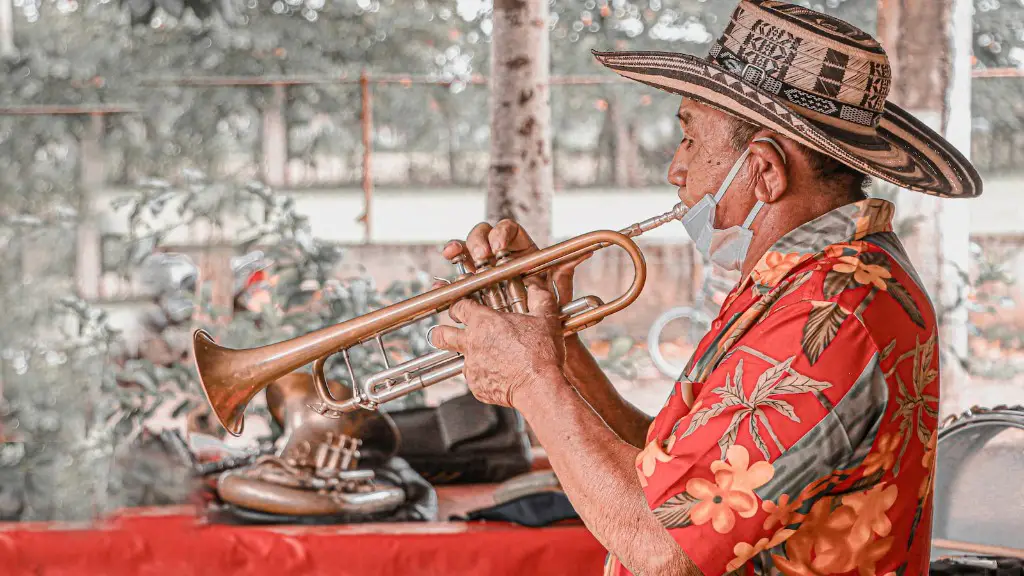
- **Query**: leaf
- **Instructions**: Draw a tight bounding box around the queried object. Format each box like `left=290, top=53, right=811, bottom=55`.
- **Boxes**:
left=750, top=356, right=796, bottom=404
left=859, top=251, right=890, bottom=268
left=717, top=410, right=747, bottom=459
left=823, top=270, right=854, bottom=300
left=770, top=374, right=832, bottom=395
left=760, top=398, right=799, bottom=421
left=733, top=359, right=746, bottom=401
left=653, top=492, right=698, bottom=528
left=680, top=402, right=730, bottom=438
left=749, top=415, right=770, bottom=460
left=802, top=302, right=849, bottom=364
left=777, top=270, right=814, bottom=302
left=756, top=409, right=787, bottom=453
left=884, top=278, right=926, bottom=328
left=880, top=338, right=897, bottom=361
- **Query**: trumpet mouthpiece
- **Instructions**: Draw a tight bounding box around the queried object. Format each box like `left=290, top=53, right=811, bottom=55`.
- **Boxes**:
left=619, top=203, right=689, bottom=239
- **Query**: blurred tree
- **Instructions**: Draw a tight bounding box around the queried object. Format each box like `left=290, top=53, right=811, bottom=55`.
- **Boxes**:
left=487, top=0, right=554, bottom=242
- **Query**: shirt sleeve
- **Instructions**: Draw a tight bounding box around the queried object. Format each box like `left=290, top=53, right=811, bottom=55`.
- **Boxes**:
left=636, top=297, right=882, bottom=576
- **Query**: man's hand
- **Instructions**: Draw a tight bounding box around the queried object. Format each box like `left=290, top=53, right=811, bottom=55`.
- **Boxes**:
left=428, top=284, right=564, bottom=408
left=440, top=219, right=589, bottom=307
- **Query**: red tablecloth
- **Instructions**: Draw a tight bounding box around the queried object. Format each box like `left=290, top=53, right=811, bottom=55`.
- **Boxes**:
left=0, top=486, right=608, bottom=576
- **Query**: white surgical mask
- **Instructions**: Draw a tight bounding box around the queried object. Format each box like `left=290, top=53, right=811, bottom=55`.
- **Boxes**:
left=680, top=137, right=787, bottom=271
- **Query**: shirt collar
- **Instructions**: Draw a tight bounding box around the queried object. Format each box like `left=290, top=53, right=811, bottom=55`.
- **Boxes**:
left=744, top=198, right=896, bottom=290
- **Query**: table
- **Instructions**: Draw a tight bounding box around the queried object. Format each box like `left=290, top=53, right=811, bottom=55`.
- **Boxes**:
left=0, top=485, right=608, bottom=576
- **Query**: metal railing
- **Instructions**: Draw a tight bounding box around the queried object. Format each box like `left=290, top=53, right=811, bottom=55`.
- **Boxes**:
left=2, top=67, right=1018, bottom=241
left=1, top=72, right=630, bottom=242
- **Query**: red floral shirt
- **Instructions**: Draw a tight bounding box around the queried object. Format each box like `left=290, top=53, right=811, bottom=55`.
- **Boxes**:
left=608, top=199, right=940, bottom=576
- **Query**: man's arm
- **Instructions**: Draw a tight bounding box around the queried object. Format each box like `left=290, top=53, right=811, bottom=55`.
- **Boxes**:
left=517, top=368, right=701, bottom=576
left=562, top=335, right=654, bottom=449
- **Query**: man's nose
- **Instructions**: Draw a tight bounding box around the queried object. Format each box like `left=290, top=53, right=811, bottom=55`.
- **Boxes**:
left=667, top=144, right=688, bottom=187
left=668, top=163, right=687, bottom=188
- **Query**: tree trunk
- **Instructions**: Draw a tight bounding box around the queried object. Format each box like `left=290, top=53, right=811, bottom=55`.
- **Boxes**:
left=76, top=114, right=106, bottom=301
left=487, top=0, right=553, bottom=246
left=877, top=0, right=973, bottom=418
left=0, top=0, right=15, bottom=60
left=262, top=84, right=288, bottom=188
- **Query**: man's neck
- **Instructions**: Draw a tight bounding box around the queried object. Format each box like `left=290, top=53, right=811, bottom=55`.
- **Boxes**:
left=739, top=189, right=862, bottom=280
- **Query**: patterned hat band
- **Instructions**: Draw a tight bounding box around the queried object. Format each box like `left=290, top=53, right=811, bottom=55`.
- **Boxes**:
left=708, top=41, right=883, bottom=129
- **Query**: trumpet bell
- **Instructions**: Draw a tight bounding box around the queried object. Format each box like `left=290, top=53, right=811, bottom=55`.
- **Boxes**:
left=194, top=329, right=257, bottom=436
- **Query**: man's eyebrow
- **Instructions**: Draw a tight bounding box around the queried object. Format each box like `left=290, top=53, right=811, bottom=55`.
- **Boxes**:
left=676, top=110, right=696, bottom=136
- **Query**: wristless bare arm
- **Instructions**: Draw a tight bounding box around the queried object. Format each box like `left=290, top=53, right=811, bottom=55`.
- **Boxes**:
left=563, top=335, right=654, bottom=449
left=517, top=370, right=700, bottom=576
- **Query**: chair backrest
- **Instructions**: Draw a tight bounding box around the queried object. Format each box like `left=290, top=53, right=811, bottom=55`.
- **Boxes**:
left=931, top=406, right=1024, bottom=558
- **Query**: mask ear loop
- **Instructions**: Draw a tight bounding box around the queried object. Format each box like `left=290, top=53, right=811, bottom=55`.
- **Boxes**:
left=752, top=137, right=788, bottom=164
left=712, top=148, right=752, bottom=204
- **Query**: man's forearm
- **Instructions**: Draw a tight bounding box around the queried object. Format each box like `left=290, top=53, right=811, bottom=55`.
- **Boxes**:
left=563, top=336, right=653, bottom=449
left=517, top=370, right=699, bottom=576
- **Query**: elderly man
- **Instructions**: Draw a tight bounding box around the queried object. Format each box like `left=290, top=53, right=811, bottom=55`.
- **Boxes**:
left=430, top=1, right=982, bottom=574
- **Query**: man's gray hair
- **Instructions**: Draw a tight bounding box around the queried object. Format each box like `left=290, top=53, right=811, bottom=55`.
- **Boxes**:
left=728, top=117, right=871, bottom=197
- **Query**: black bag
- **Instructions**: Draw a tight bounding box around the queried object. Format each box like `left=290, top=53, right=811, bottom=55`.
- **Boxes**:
left=451, top=491, right=579, bottom=528
left=930, top=557, right=1024, bottom=576
left=388, top=393, right=533, bottom=484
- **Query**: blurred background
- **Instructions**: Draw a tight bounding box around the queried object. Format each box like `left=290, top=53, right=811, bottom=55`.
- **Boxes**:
left=0, top=0, right=1022, bottom=523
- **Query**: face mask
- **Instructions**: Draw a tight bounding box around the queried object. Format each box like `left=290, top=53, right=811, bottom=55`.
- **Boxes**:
left=680, top=137, right=788, bottom=271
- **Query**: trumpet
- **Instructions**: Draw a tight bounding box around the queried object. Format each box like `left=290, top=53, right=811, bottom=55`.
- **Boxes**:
left=193, top=203, right=688, bottom=436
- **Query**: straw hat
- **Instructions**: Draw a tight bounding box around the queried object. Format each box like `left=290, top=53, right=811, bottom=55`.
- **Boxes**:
left=593, top=0, right=982, bottom=198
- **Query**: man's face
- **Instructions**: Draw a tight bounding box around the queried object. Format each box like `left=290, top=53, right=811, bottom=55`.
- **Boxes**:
left=667, top=99, right=756, bottom=229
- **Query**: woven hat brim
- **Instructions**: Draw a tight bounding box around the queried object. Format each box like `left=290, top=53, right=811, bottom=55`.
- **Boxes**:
left=593, top=50, right=982, bottom=199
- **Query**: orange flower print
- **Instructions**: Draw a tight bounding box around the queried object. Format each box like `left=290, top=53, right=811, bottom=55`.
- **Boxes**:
left=842, top=484, right=899, bottom=548
left=726, top=528, right=796, bottom=571
left=862, top=432, right=900, bottom=476
left=763, top=493, right=802, bottom=530
left=753, top=252, right=807, bottom=286
left=833, top=255, right=892, bottom=290
left=773, top=483, right=899, bottom=576
left=773, top=497, right=849, bottom=576
left=711, top=445, right=776, bottom=498
left=920, top=432, right=937, bottom=498
left=824, top=241, right=871, bottom=260
left=636, top=439, right=675, bottom=488
left=686, top=473, right=758, bottom=534
left=687, top=446, right=773, bottom=533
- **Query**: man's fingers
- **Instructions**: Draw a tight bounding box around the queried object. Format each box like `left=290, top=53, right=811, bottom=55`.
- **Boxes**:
left=441, top=240, right=477, bottom=273
left=448, top=298, right=491, bottom=326
left=428, top=325, right=466, bottom=352
left=489, top=219, right=537, bottom=256
left=526, top=283, right=558, bottom=318
left=549, top=252, right=591, bottom=304
left=466, top=222, right=495, bottom=265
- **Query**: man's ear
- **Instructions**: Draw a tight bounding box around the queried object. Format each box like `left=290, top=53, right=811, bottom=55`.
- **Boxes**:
left=747, top=137, right=789, bottom=204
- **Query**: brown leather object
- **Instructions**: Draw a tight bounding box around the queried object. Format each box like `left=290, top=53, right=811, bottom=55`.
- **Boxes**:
left=265, top=373, right=400, bottom=463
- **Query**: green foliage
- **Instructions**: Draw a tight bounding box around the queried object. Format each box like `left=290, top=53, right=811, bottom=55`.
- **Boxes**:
left=112, top=172, right=438, bottom=411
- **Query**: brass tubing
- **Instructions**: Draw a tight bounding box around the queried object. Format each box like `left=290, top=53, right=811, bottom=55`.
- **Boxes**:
left=193, top=204, right=687, bottom=435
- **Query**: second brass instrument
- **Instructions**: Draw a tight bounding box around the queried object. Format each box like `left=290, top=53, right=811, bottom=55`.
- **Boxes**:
left=193, top=203, right=688, bottom=436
